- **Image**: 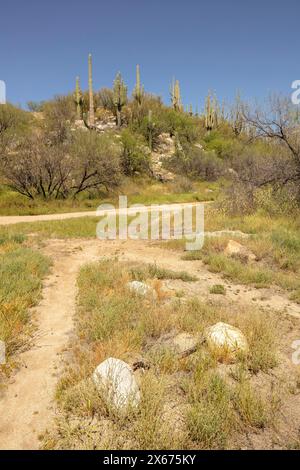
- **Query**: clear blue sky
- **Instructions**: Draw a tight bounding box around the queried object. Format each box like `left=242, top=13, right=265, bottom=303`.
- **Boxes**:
left=0, top=0, right=299, bottom=109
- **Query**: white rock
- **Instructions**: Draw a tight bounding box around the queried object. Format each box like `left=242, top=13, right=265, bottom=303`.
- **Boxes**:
left=127, top=280, right=155, bottom=297
left=224, top=239, right=256, bottom=262
left=93, top=358, right=140, bottom=409
left=194, top=143, right=204, bottom=150
left=205, top=322, right=248, bottom=360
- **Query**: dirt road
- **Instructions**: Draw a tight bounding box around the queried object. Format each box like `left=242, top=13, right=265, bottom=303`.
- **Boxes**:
left=0, top=202, right=203, bottom=226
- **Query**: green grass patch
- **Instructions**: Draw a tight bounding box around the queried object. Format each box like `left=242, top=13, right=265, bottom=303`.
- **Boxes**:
left=130, top=263, right=198, bottom=282
left=0, top=240, right=50, bottom=362
left=0, top=179, right=219, bottom=216
left=210, top=284, right=226, bottom=295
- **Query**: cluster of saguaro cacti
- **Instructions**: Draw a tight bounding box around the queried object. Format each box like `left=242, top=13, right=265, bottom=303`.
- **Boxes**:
left=113, top=72, right=127, bottom=128
left=74, top=55, right=231, bottom=136
left=133, top=64, right=144, bottom=105
left=205, top=92, right=219, bottom=132
left=170, top=79, right=182, bottom=111
left=88, top=54, right=95, bottom=127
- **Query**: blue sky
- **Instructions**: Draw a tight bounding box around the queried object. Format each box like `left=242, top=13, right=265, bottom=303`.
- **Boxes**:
left=0, top=0, right=299, bottom=109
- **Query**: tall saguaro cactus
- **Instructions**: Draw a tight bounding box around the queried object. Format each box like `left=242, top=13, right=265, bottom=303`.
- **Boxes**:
left=133, top=64, right=144, bottom=105
left=88, top=53, right=95, bottom=127
left=147, top=109, right=155, bottom=150
left=113, top=72, right=127, bottom=128
left=74, top=76, right=83, bottom=120
left=205, top=92, right=218, bottom=132
left=170, top=79, right=182, bottom=111
left=231, top=91, right=244, bottom=136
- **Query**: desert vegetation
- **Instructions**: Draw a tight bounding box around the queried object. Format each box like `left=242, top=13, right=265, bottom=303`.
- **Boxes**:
left=1, top=56, right=300, bottom=451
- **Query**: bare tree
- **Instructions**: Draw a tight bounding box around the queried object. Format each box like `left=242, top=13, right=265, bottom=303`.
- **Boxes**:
left=244, top=95, right=300, bottom=182
left=69, top=131, right=121, bottom=196
left=1, top=130, right=121, bottom=200
left=2, top=134, right=72, bottom=199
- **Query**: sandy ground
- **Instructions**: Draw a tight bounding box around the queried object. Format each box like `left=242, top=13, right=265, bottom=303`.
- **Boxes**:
left=1, top=236, right=300, bottom=449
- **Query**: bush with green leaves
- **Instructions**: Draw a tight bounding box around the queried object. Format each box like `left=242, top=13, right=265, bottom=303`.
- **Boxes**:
left=161, top=108, right=200, bottom=144
left=120, top=129, right=151, bottom=176
left=167, top=144, right=224, bottom=181
left=0, top=103, right=31, bottom=152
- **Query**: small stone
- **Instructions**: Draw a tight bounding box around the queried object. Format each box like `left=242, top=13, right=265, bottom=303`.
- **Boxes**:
left=127, top=281, right=155, bottom=297
left=93, top=358, right=140, bottom=410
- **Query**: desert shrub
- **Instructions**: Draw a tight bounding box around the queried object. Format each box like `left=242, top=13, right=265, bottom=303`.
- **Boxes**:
left=168, top=145, right=225, bottom=181
left=220, top=182, right=256, bottom=215
left=161, top=108, right=200, bottom=143
left=254, top=185, right=299, bottom=216
left=97, top=87, right=114, bottom=112
left=42, top=95, right=76, bottom=144
left=131, top=114, right=164, bottom=149
left=1, top=131, right=121, bottom=199
left=172, top=175, right=194, bottom=193
left=127, top=94, right=164, bottom=124
left=0, top=103, right=31, bottom=152
left=69, top=131, right=121, bottom=195
left=27, top=101, right=45, bottom=112
left=203, top=130, right=242, bottom=159
left=221, top=146, right=300, bottom=215
left=120, top=129, right=151, bottom=176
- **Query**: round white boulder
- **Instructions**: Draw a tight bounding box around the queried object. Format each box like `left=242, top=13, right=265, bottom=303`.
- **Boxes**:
left=93, top=357, right=140, bottom=410
left=205, top=322, right=248, bottom=360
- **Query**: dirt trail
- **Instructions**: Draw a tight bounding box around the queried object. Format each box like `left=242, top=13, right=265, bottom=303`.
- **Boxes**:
left=1, top=237, right=300, bottom=449
left=0, top=241, right=100, bottom=450
left=0, top=202, right=203, bottom=226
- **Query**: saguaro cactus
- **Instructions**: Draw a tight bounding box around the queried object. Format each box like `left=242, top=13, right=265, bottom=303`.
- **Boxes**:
left=74, top=76, right=83, bottom=120
left=147, top=109, right=155, bottom=150
left=231, top=92, right=244, bottom=136
left=133, top=64, right=144, bottom=105
left=170, top=79, right=182, bottom=111
left=113, top=72, right=127, bottom=128
left=88, top=53, right=95, bottom=127
left=205, top=92, right=218, bottom=132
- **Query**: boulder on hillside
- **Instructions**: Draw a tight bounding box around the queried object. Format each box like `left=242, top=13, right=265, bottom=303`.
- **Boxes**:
left=93, top=357, right=141, bottom=410
left=205, top=322, right=248, bottom=361
left=224, top=239, right=256, bottom=262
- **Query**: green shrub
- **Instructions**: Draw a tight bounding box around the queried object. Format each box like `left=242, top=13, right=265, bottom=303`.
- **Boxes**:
left=120, top=129, right=151, bottom=175
left=167, top=145, right=224, bottom=181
